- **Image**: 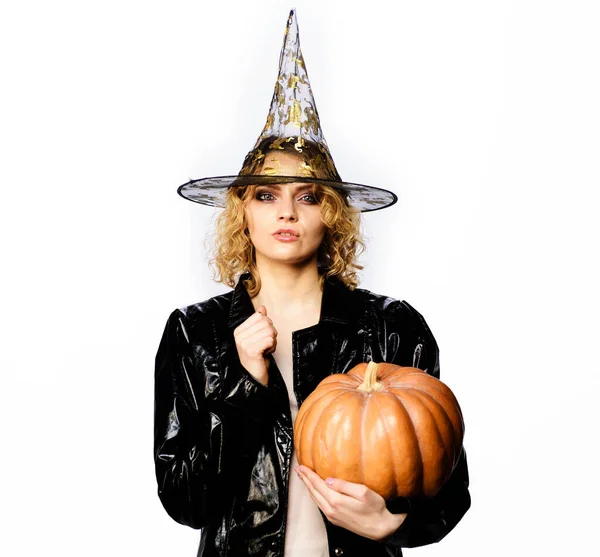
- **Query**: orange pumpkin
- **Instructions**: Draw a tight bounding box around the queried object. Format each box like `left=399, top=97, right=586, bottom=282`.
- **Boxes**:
left=294, top=361, right=464, bottom=499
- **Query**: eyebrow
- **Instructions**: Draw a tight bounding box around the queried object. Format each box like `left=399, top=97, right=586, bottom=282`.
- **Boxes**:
left=256, top=184, right=314, bottom=192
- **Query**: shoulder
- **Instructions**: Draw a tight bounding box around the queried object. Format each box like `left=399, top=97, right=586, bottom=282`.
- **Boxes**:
left=177, top=290, right=234, bottom=320
left=166, top=290, right=235, bottom=337
left=354, top=285, right=439, bottom=372
left=354, top=285, right=433, bottom=333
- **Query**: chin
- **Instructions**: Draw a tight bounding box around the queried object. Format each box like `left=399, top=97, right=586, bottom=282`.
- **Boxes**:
left=253, top=238, right=322, bottom=265
left=259, top=251, right=319, bottom=267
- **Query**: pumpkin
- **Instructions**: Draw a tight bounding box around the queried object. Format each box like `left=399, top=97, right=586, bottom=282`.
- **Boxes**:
left=294, top=361, right=464, bottom=499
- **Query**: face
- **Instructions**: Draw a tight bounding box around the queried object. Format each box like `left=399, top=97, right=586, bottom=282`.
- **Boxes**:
left=244, top=150, right=327, bottom=269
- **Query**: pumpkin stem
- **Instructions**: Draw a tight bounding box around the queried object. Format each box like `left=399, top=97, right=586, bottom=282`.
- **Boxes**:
left=357, top=361, right=384, bottom=393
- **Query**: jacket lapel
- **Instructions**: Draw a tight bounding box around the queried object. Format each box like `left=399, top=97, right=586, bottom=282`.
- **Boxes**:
left=294, top=276, right=367, bottom=402
left=226, top=272, right=368, bottom=403
left=228, top=273, right=257, bottom=330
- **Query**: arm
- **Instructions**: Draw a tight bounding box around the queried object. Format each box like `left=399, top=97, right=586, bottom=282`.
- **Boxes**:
left=383, top=300, right=471, bottom=548
left=154, top=308, right=281, bottom=529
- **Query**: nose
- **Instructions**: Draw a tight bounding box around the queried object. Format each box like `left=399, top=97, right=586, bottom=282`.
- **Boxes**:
left=277, top=194, right=297, bottom=221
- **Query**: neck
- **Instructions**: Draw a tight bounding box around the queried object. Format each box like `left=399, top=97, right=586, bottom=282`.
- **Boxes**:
left=251, top=260, right=323, bottom=317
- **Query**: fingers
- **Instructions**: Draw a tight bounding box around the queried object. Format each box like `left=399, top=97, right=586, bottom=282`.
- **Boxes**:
left=250, top=333, right=278, bottom=356
left=236, top=330, right=277, bottom=360
left=233, top=307, right=278, bottom=371
left=234, top=308, right=269, bottom=334
left=297, top=467, right=332, bottom=515
left=234, top=306, right=275, bottom=335
left=296, top=466, right=389, bottom=538
left=297, top=466, right=368, bottom=501
left=235, top=318, right=277, bottom=346
left=320, top=476, right=378, bottom=503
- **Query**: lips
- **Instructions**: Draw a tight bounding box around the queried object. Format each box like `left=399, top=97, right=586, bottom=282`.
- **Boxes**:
left=273, top=228, right=299, bottom=243
left=273, top=229, right=299, bottom=237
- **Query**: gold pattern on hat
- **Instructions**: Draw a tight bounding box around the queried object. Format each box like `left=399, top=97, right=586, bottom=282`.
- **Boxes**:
left=245, top=9, right=341, bottom=180
left=299, top=162, right=315, bottom=177
left=294, top=136, right=305, bottom=152
left=251, top=149, right=265, bottom=164
left=263, top=157, right=282, bottom=176
left=284, top=100, right=303, bottom=128
left=269, top=137, right=286, bottom=150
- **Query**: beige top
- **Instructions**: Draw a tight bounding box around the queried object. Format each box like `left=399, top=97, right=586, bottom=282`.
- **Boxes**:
left=273, top=350, right=329, bottom=557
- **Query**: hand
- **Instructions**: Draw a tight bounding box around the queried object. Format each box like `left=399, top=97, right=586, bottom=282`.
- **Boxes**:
left=296, top=465, right=407, bottom=541
left=233, top=305, right=277, bottom=386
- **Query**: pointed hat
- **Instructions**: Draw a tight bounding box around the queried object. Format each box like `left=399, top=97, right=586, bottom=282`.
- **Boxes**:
left=178, top=9, right=397, bottom=212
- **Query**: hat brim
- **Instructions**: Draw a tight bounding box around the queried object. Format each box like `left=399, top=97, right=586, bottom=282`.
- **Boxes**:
left=177, top=175, right=397, bottom=213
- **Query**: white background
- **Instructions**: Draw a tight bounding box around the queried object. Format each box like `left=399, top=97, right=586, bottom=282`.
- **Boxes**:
left=1, top=0, right=599, bottom=555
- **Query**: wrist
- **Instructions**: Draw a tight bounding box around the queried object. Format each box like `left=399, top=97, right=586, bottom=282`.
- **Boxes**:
left=377, top=511, right=408, bottom=542
left=240, top=361, right=270, bottom=386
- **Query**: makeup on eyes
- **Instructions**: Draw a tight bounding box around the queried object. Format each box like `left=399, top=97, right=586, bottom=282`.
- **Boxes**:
left=255, top=185, right=319, bottom=204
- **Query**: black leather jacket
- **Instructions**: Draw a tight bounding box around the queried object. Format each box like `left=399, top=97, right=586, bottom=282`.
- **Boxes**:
left=154, top=273, right=470, bottom=557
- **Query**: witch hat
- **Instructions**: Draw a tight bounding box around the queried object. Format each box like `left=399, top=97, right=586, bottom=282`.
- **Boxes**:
left=178, top=9, right=397, bottom=212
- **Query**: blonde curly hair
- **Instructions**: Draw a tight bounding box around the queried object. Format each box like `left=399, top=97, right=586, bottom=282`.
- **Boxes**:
left=207, top=139, right=366, bottom=296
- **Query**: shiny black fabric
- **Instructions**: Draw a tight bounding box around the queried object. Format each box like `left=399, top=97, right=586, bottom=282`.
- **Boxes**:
left=154, top=273, right=471, bottom=557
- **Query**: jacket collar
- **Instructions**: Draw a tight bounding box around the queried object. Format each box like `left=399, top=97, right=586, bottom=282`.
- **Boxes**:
left=228, top=272, right=363, bottom=330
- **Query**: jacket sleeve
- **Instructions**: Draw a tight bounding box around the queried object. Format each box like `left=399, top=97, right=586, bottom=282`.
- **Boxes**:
left=383, top=300, right=471, bottom=548
left=154, top=308, right=281, bottom=529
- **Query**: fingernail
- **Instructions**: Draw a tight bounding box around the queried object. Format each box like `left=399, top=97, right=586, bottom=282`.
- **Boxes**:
left=325, top=478, right=334, bottom=486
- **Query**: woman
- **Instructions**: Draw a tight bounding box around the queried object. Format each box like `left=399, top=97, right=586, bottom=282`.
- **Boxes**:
left=155, top=142, right=470, bottom=557
left=155, top=10, right=470, bottom=556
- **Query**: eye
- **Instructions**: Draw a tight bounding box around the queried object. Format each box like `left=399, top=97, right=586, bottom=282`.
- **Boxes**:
left=299, top=193, right=318, bottom=204
left=255, top=191, right=275, bottom=201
